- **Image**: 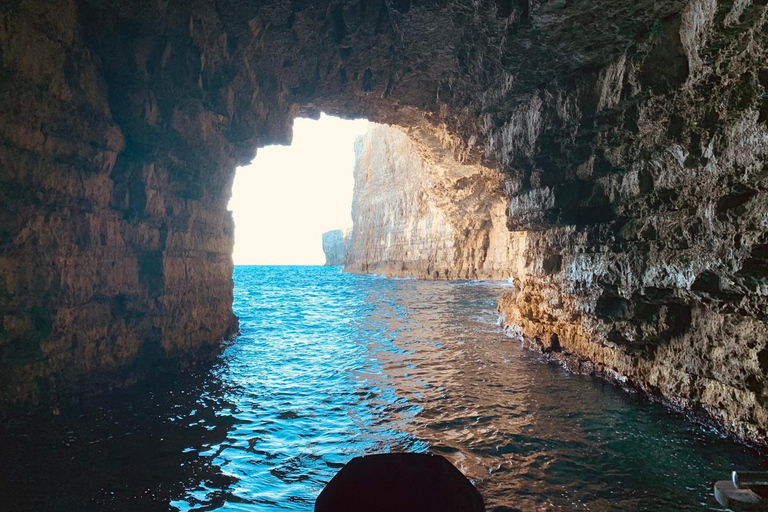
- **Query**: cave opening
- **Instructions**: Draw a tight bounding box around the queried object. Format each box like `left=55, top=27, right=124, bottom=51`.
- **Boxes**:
left=2, top=0, right=768, bottom=509
left=228, top=114, right=368, bottom=266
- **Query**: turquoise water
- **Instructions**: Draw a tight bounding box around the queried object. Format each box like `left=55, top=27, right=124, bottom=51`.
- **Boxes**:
left=1, top=265, right=766, bottom=511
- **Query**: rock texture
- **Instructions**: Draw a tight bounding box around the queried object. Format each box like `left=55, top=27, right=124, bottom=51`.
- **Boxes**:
left=0, top=0, right=241, bottom=407
left=322, top=229, right=350, bottom=266
left=0, top=0, right=766, bottom=444
left=345, top=124, right=517, bottom=279
left=495, top=1, right=768, bottom=446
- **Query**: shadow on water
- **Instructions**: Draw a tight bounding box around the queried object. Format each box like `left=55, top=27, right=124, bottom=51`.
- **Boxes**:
left=0, top=363, right=239, bottom=511
left=1, top=266, right=767, bottom=512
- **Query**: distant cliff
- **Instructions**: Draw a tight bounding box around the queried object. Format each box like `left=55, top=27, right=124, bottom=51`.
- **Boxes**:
left=344, top=124, right=518, bottom=280
left=322, top=229, right=350, bottom=266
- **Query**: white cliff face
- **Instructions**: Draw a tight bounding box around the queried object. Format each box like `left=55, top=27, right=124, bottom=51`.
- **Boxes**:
left=322, top=229, right=351, bottom=266
left=344, top=124, right=519, bottom=280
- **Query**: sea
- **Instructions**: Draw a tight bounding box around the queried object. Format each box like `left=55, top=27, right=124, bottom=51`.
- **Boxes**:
left=1, top=265, right=766, bottom=511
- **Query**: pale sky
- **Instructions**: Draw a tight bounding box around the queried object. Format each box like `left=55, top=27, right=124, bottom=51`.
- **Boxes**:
left=228, top=114, right=369, bottom=265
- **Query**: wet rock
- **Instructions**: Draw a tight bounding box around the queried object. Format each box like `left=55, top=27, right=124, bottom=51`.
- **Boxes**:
left=496, top=0, right=768, bottom=446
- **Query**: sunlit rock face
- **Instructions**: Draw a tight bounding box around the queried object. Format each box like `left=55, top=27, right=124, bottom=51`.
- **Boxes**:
left=345, top=124, right=517, bottom=279
left=322, top=229, right=350, bottom=266
left=0, top=0, right=766, bottom=443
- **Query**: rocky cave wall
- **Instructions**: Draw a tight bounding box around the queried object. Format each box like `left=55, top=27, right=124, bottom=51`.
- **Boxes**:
left=0, top=0, right=766, bottom=443
left=495, top=1, right=768, bottom=445
left=345, top=123, right=518, bottom=279
left=0, top=0, right=244, bottom=407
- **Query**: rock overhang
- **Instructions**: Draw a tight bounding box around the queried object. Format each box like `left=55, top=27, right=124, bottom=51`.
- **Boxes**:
left=0, top=0, right=767, bottom=445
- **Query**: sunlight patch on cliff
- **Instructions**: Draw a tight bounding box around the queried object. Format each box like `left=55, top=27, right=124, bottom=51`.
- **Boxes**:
left=229, top=114, right=369, bottom=265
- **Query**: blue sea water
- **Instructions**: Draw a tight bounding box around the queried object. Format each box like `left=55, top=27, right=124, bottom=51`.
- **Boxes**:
left=1, top=265, right=766, bottom=511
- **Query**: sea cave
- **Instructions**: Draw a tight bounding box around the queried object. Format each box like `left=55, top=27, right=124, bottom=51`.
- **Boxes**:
left=1, top=0, right=767, bottom=509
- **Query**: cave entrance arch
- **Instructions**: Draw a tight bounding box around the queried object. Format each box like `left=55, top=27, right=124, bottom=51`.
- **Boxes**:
left=228, top=112, right=518, bottom=279
left=0, top=0, right=602, bottom=405
left=3, top=0, right=768, bottom=447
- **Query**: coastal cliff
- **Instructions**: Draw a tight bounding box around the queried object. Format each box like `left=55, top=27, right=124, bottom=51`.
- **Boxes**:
left=345, top=124, right=517, bottom=280
left=322, top=229, right=350, bottom=266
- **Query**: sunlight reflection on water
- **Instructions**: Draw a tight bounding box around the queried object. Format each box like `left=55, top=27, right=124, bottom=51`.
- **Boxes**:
left=1, top=266, right=766, bottom=512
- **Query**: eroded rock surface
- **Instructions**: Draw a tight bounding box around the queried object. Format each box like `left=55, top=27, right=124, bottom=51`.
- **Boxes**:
left=0, top=0, right=766, bottom=444
left=0, top=0, right=242, bottom=407
left=495, top=1, right=768, bottom=445
left=345, top=124, right=517, bottom=279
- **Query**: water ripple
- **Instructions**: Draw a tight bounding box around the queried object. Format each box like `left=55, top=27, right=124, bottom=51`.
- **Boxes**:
left=0, top=266, right=766, bottom=511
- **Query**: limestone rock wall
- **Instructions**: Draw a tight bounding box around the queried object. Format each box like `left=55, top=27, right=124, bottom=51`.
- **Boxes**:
left=0, top=0, right=766, bottom=444
left=345, top=124, right=517, bottom=280
left=322, top=229, right=350, bottom=266
left=0, top=0, right=241, bottom=407
left=494, top=1, right=768, bottom=445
